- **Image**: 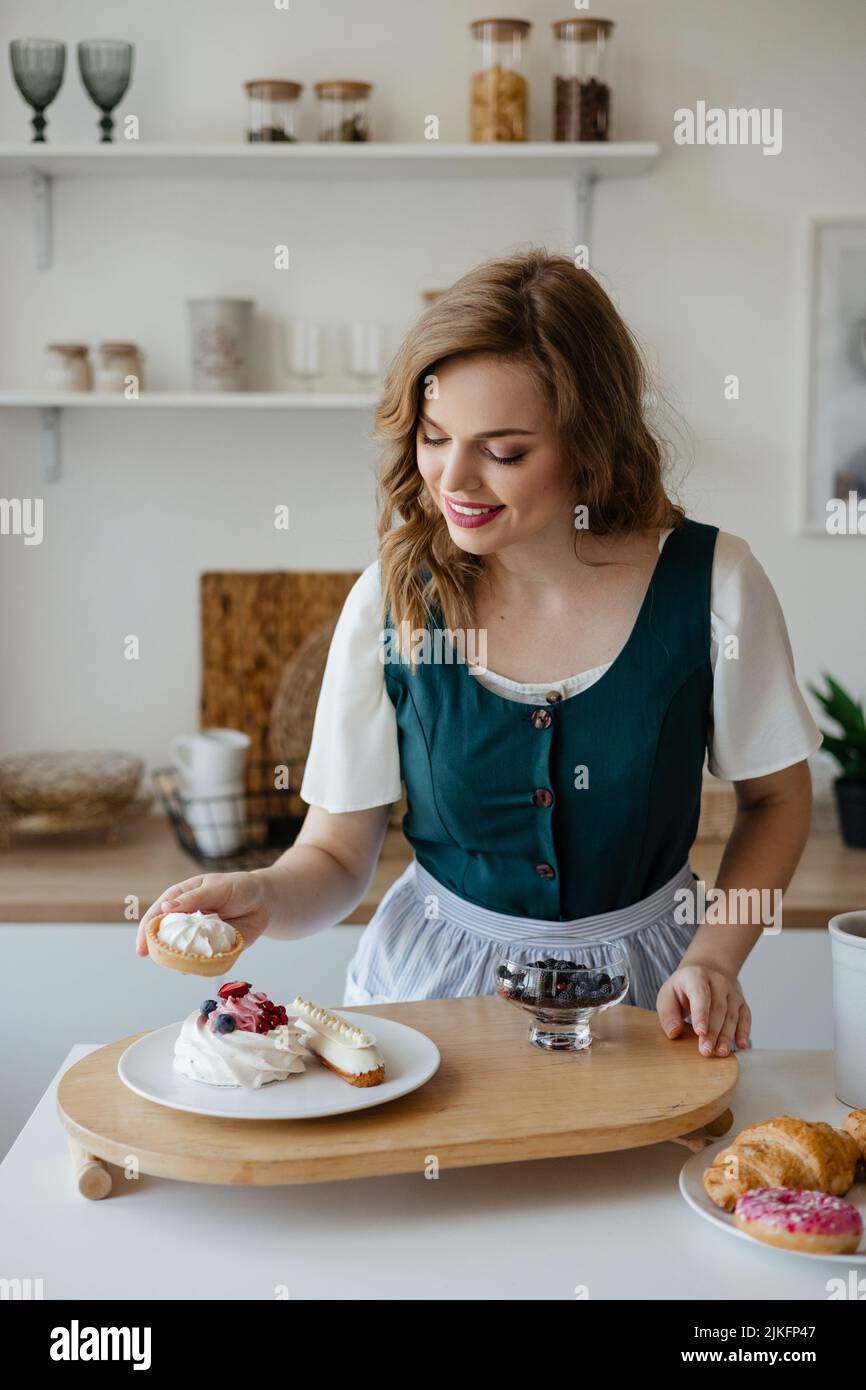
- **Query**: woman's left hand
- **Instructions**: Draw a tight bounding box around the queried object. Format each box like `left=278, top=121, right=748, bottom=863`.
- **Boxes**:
left=656, top=964, right=751, bottom=1057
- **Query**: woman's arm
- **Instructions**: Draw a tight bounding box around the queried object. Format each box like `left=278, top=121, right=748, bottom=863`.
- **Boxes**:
left=657, top=758, right=812, bottom=1054
left=257, top=803, right=392, bottom=939
left=136, top=803, right=392, bottom=953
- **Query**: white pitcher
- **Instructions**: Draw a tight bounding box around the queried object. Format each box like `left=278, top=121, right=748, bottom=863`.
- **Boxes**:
left=829, top=910, right=866, bottom=1108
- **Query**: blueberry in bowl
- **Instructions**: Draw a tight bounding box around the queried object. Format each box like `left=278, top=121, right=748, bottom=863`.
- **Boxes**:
left=495, top=946, right=629, bottom=1050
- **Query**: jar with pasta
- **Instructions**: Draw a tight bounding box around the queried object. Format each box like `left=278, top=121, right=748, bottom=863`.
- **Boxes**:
left=552, top=17, right=614, bottom=142
left=470, top=18, right=531, bottom=143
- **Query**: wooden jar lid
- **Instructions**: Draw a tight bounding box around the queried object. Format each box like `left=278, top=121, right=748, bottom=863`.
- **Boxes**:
left=552, top=17, right=615, bottom=40
left=46, top=343, right=89, bottom=355
left=314, top=80, right=372, bottom=98
left=244, top=79, right=303, bottom=99
left=470, top=18, right=532, bottom=39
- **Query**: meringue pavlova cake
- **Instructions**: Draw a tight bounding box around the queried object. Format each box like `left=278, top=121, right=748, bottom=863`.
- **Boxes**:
left=146, top=909, right=244, bottom=978
left=174, top=981, right=307, bottom=1089
left=290, top=996, right=385, bottom=1088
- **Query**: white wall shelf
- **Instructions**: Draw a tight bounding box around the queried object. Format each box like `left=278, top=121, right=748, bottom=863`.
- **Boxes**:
left=0, top=141, right=659, bottom=270
left=0, top=141, right=659, bottom=478
left=0, top=140, right=659, bottom=180
left=0, top=391, right=379, bottom=409
left=0, top=392, right=379, bottom=482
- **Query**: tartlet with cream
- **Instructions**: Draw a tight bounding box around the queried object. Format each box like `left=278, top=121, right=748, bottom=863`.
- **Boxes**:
left=174, top=981, right=307, bottom=1089
left=146, top=909, right=244, bottom=977
left=290, top=995, right=385, bottom=1087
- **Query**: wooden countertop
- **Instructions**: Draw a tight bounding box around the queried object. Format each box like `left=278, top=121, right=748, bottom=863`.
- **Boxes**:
left=0, top=813, right=863, bottom=927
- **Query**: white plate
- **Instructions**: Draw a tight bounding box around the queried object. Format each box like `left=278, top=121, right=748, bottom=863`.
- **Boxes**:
left=679, top=1140, right=866, bottom=1263
left=117, top=1011, right=440, bottom=1120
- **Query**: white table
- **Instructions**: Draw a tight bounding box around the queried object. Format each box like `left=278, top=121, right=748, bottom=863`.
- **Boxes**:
left=0, top=1046, right=856, bottom=1301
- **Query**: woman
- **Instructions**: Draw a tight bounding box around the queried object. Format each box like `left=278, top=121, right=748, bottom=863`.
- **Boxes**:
left=138, top=251, right=820, bottom=1058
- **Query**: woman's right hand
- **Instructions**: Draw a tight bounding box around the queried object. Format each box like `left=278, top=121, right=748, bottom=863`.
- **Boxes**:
left=135, top=869, right=274, bottom=957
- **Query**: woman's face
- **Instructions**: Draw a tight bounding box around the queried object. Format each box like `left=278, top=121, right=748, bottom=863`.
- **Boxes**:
left=415, top=354, right=573, bottom=558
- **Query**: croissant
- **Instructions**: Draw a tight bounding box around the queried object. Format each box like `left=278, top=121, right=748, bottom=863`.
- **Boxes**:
left=843, top=1108, right=866, bottom=1163
left=703, top=1114, right=861, bottom=1211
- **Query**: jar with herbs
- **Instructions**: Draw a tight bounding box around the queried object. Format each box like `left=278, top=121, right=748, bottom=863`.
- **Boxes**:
left=552, top=17, right=614, bottom=142
left=470, top=17, right=531, bottom=142
left=45, top=344, right=91, bottom=392
left=244, top=80, right=302, bottom=142
left=315, top=81, right=372, bottom=142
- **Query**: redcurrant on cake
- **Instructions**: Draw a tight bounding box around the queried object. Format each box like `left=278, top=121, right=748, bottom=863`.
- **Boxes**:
left=174, top=981, right=307, bottom=1089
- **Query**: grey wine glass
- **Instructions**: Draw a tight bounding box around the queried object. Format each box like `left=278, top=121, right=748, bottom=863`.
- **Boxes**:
left=10, top=38, right=66, bottom=143
left=78, top=39, right=133, bottom=143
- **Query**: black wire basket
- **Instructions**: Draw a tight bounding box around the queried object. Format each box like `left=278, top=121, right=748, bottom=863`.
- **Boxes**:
left=153, top=760, right=307, bottom=871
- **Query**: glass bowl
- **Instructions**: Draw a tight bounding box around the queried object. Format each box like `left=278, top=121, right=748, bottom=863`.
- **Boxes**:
left=495, top=943, right=629, bottom=1050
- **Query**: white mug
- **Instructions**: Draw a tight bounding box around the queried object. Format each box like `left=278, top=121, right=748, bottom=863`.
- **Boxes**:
left=170, top=728, right=250, bottom=794
left=828, top=910, right=866, bottom=1108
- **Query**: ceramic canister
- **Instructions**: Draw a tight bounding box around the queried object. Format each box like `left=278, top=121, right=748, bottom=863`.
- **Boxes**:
left=828, top=910, right=866, bottom=1107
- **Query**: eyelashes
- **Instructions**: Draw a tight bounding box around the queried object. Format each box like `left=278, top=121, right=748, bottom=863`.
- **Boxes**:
left=420, top=434, right=526, bottom=466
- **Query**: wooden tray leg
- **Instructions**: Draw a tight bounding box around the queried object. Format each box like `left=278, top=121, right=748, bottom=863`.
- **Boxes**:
left=68, top=1137, right=113, bottom=1200
left=669, top=1108, right=734, bottom=1153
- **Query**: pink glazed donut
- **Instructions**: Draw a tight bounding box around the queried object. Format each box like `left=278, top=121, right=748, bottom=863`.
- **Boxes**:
left=734, top=1188, right=863, bottom=1255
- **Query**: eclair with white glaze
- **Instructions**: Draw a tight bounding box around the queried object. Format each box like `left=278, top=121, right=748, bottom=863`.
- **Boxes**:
left=290, top=996, right=385, bottom=1088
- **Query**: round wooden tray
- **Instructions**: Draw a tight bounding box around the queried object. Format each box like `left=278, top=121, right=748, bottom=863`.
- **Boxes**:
left=57, top=998, right=738, bottom=1198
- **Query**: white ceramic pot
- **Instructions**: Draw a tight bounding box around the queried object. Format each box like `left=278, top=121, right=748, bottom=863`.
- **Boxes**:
left=184, top=783, right=246, bottom=857
left=188, top=298, right=254, bottom=391
left=828, top=910, right=866, bottom=1107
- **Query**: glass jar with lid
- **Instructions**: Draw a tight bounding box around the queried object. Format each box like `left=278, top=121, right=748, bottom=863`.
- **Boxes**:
left=315, top=81, right=372, bottom=142
left=245, top=80, right=302, bottom=142
left=470, top=17, right=531, bottom=142
left=552, top=17, right=614, bottom=141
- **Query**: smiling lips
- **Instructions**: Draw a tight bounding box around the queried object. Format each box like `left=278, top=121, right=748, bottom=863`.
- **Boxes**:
left=443, top=494, right=506, bottom=529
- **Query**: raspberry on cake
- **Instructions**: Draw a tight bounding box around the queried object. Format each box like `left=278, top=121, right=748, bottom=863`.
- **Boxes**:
left=173, top=981, right=307, bottom=1089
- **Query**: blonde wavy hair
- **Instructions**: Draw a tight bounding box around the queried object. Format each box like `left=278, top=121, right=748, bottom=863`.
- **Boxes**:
left=376, top=249, right=683, bottom=645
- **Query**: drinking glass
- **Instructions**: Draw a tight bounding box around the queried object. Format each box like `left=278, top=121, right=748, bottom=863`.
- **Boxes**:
left=344, top=321, right=385, bottom=389
left=78, top=39, right=133, bottom=143
left=9, top=39, right=66, bottom=143
left=284, top=322, right=324, bottom=391
left=496, top=942, right=629, bottom=1050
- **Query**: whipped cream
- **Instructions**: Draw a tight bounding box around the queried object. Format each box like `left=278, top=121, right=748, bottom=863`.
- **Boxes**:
left=158, top=910, right=236, bottom=957
left=173, top=1011, right=307, bottom=1089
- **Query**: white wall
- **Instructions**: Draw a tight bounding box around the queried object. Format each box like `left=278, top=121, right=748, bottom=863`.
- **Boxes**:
left=1, top=0, right=865, bottom=772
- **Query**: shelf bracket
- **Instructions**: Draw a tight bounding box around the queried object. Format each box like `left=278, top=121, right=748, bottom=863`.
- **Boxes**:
left=574, top=170, right=597, bottom=264
left=39, top=407, right=61, bottom=482
left=30, top=170, right=53, bottom=270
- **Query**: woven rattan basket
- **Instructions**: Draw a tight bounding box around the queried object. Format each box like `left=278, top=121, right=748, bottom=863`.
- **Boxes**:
left=268, top=620, right=337, bottom=765
left=0, top=750, right=143, bottom=815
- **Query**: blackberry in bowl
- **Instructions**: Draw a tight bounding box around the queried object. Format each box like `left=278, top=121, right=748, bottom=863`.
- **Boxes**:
left=495, top=944, right=629, bottom=1050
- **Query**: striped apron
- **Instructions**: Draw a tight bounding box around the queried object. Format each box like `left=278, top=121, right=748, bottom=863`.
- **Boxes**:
left=344, top=857, right=699, bottom=1011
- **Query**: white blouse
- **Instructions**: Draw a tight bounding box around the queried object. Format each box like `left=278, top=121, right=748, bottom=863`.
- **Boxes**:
left=300, top=530, right=822, bottom=813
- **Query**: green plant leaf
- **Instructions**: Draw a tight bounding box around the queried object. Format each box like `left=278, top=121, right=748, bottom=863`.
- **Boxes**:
left=820, top=674, right=866, bottom=736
